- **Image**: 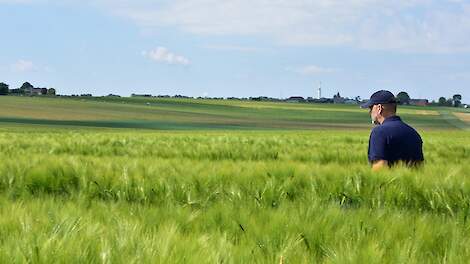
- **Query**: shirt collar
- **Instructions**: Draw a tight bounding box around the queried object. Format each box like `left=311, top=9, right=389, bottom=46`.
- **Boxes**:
left=383, top=115, right=401, bottom=124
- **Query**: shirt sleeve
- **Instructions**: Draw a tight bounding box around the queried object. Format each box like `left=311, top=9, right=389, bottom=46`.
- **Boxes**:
left=368, top=128, right=388, bottom=162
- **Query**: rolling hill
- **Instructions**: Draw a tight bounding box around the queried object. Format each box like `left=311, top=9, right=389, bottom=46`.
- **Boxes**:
left=0, top=96, right=468, bottom=131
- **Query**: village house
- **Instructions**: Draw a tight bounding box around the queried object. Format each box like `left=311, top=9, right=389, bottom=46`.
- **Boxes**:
left=23, top=87, right=48, bottom=96
left=17, top=84, right=54, bottom=96
left=286, top=96, right=305, bottom=103
left=409, top=99, right=429, bottom=106
left=333, top=92, right=345, bottom=104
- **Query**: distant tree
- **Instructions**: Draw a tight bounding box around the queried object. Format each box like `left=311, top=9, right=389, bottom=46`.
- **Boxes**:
left=446, top=98, right=454, bottom=107
left=396, top=91, right=410, bottom=105
left=438, top=97, right=447, bottom=106
left=47, top=88, right=56, bottom=96
left=40, top=88, right=48, bottom=95
left=20, top=82, right=34, bottom=95
left=9, top=88, right=21, bottom=95
left=0, top=82, right=9, bottom=95
left=20, top=82, right=34, bottom=90
left=453, top=94, right=462, bottom=107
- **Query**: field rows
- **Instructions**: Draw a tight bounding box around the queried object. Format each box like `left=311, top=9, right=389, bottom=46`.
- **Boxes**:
left=1, top=96, right=468, bottom=130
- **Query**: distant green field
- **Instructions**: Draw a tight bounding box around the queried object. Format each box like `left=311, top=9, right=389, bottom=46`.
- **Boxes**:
left=1, top=96, right=468, bottom=130
left=0, top=96, right=469, bottom=263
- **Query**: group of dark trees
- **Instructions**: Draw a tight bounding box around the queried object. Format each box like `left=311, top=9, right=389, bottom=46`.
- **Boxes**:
left=438, top=95, right=463, bottom=107
left=0, top=82, right=9, bottom=95
left=396, top=91, right=463, bottom=107
left=396, top=92, right=411, bottom=104
left=0, top=82, right=56, bottom=96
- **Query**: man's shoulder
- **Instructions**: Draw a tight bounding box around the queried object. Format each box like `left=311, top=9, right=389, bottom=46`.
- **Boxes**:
left=372, top=117, right=421, bottom=139
left=380, top=117, right=423, bottom=142
left=383, top=116, right=418, bottom=132
left=394, top=118, right=422, bottom=138
left=371, top=124, right=387, bottom=135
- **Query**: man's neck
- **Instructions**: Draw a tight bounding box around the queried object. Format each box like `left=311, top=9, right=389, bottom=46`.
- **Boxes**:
left=378, top=113, right=396, bottom=124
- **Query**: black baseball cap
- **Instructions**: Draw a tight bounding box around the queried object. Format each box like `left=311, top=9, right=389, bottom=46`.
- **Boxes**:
left=360, top=90, right=397, bottom=108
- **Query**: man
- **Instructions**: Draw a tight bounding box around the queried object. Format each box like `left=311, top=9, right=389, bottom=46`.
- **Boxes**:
left=361, top=90, right=424, bottom=170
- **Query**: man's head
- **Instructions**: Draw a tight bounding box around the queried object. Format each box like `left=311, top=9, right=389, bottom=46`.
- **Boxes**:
left=361, top=90, right=397, bottom=125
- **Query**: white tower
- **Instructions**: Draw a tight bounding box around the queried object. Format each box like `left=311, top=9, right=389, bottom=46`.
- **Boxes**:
left=318, top=82, right=322, bottom=99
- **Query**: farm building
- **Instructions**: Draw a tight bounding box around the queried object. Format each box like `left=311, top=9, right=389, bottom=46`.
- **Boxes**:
left=286, top=96, right=305, bottom=103
left=409, top=99, right=429, bottom=106
left=23, top=87, right=48, bottom=96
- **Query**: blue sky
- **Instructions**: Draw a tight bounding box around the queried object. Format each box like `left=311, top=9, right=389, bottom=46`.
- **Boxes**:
left=1, top=0, right=469, bottom=102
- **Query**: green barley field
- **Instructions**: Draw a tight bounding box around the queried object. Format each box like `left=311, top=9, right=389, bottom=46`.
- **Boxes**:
left=0, top=96, right=469, bottom=263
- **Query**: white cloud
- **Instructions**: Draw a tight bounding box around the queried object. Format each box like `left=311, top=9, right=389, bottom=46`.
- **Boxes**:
left=288, top=65, right=339, bottom=75
left=142, top=47, right=190, bottom=65
left=5, top=0, right=470, bottom=53
left=11, top=59, right=35, bottom=72
left=94, top=0, right=470, bottom=53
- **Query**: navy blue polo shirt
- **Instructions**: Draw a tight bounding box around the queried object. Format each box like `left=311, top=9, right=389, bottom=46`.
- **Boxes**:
left=368, top=116, right=424, bottom=165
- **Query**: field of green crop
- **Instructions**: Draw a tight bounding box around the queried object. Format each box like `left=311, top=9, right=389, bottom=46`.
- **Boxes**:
left=1, top=96, right=468, bottom=130
left=0, top=96, right=469, bottom=263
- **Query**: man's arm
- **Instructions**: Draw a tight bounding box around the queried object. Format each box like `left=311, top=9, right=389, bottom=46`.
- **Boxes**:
left=372, top=160, right=388, bottom=171
left=368, top=128, right=388, bottom=171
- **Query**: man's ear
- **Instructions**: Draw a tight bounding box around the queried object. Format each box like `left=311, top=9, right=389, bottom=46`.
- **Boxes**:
left=377, top=104, right=383, bottom=115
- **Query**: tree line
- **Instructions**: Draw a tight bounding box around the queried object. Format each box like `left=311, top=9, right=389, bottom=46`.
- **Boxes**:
left=394, top=91, right=463, bottom=107
left=0, top=82, right=464, bottom=107
left=0, top=82, right=56, bottom=96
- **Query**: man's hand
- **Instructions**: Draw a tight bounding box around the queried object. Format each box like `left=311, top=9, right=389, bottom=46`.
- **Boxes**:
left=372, top=160, right=388, bottom=171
